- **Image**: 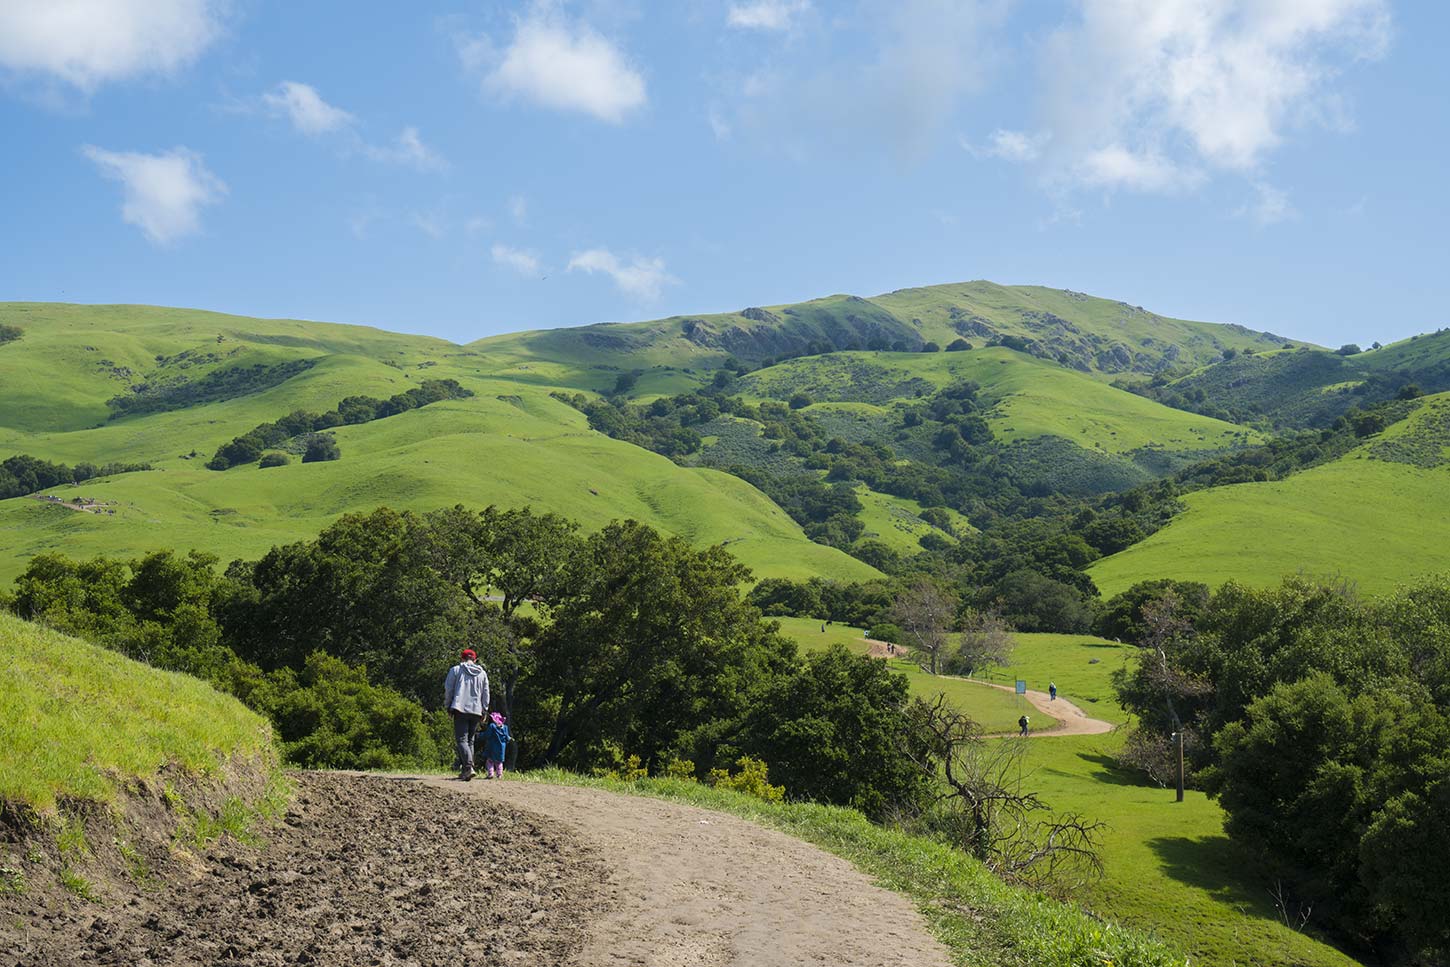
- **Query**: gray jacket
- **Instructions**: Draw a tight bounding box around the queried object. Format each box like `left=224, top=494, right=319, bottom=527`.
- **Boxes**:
left=444, top=661, right=490, bottom=716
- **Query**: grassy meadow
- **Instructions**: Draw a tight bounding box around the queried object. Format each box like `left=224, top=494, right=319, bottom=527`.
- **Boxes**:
left=774, top=619, right=1362, bottom=967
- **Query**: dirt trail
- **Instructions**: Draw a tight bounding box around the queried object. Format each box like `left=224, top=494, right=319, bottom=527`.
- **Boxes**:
left=421, top=774, right=954, bottom=967
left=974, top=680, right=1115, bottom=737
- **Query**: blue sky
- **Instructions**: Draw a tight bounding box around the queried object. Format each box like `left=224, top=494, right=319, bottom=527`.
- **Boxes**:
left=1, top=1, right=1445, bottom=348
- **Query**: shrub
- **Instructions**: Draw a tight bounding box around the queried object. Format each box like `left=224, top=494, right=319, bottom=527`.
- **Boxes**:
left=1336, top=343, right=1363, bottom=356
left=301, top=433, right=340, bottom=463
left=258, top=452, right=290, bottom=468
left=788, top=393, right=812, bottom=409
left=662, top=757, right=697, bottom=781
left=920, top=342, right=941, bottom=353
left=0, top=323, right=22, bottom=344
left=867, top=622, right=902, bottom=643
left=945, top=338, right=972, bottom=352
left=707, top=757, right=784, bottom=803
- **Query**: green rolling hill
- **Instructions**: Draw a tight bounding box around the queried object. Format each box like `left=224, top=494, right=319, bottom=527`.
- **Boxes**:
left=1090, top=392, right=1450, bottom=596
left=0, top=303, right=878, bottom=584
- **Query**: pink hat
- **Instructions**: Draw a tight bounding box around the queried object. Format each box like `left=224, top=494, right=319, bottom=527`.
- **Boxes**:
left=490, top=712, right=505, bottom=726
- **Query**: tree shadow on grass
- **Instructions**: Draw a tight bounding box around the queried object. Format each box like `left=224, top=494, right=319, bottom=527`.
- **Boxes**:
left=1146, top=833, right=1274, bottom=912
left=1071, top=752, right=1159, bottom=788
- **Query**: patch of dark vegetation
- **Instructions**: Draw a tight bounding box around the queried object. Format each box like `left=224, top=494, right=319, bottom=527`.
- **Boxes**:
left=207, top=378, right=472, bottom=470
left=1368, top=397, right=1450, bottom=467
left=107, top=359, right=317, bottom=419
left=997, top=436, right=1154, bottom=497
left=1123, top=336, right=1450, bottom=429
left=0, top=454, right=151, bottom=501
left=1113, top=575, right=1450, bottom=963
left=0, top=323, right=22, bottom=345
left=680, top=296, right=924, bottom=364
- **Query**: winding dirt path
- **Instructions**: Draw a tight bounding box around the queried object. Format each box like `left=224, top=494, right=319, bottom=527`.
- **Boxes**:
left=863, top=639, right=1115, bottom=737
left=972, top=680, right=1115, bottom=737
left=422, top=774, right=953, bottom=967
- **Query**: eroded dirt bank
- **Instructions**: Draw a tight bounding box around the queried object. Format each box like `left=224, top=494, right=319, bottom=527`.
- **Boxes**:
left=2, top=772, right=610, bottom=967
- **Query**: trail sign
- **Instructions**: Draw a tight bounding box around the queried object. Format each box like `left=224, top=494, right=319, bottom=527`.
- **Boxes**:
left=1015, top=680, right=1027, bottom=695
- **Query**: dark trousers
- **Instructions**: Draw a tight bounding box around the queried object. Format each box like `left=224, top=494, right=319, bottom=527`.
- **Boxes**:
left=453, top=713, right=482, bottom=772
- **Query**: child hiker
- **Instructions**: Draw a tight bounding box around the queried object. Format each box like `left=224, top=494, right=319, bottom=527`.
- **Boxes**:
left=482, top=711, right=511, bottom=779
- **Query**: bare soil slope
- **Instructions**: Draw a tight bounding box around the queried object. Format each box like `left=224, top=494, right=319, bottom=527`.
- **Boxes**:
left=2, top=773, right=610, bottom=967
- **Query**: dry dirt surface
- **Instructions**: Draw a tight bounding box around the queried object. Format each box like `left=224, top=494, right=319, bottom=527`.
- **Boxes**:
left=975, top=681, right=1115, bottom=737
left=2, top=772, right=611, bottom=967
left=420, top=774, right=954, bottom=967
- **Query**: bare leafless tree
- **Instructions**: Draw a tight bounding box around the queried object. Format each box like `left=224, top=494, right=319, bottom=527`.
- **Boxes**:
left=906, top=695, right=1105, bottom=894
left=890, top=579, right=958, bottom=675
left=943, top=606, right=1014, bottom=677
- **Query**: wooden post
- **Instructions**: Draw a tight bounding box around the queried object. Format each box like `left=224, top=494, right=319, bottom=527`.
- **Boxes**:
left=1175, top=730, right=1185, bottom=803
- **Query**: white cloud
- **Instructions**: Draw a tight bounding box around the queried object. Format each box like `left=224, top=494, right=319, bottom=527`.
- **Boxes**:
left=363, top=127, right=447, bottom=171
left=0, top=0, right=223, bottom=91
left=727, top=1, right=810, bottom=31
left=567, top=248, right=676, bottom=300
left=1075, top=144, right=1202, bottom=193
left=467, top=12, right=646, bottom=123
left=492, top=243, right=540, bottom=275
left=261, top=81, right=353, bottom=136
left=1238, top=181, right=1295, bottom=225
left=963, top=128, right=1047, bottom=163
left=1039, top=0, right=1390, bottom=189
left=83, top=145, right=225, bottom=244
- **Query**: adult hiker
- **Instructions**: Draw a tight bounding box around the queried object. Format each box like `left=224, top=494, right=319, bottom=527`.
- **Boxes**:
left=1049, top=681, right=1057, bottom=701
left=444, top=648, right=490, bottom=781
left=1018, top=714, right=1030, bottom=737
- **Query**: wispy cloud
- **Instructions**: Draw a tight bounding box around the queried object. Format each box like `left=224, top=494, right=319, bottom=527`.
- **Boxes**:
left=83, top=145, right=226, bottom=244
left=962, top=128, right=1047, bottom=163
left=462, top=9, right=646, bottom=123
left=0, top=0, right=223, bottom=92
left=1238, top=182, right=1295, bottom=226
left=727, top=1, right=810, bottom=31
left=261, top=80, right=354, bottom=136
left=507, top=194, right=528, bottom=225
left=1075, top=145, right=1202, bottom=194
left=492, top=243, right=540, bottom=275
left=362, top=126, right=447, bottom=171
left=567, top=248, right=676, bottom=299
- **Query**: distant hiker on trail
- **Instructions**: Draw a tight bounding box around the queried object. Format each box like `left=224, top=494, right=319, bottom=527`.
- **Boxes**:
left=1049, top=682, right=1057, bottom=701
left=482, top=712, right=511, bottom=779
left=444, top=649, right=490, bottom=781
left=1018, top=714, right=1030, bottom=737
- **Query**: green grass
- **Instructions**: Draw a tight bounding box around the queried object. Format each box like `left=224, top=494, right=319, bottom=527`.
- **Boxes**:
left=1090, top=402, right=1450, bottom=597
left=0, top=612, right=274, bottom=811
left=773, top=618, right=1362, bottom=966
left=516, top=768, right=1187, bottom=967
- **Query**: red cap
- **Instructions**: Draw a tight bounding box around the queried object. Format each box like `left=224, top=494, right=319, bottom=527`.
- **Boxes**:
left=461, top=648, right=476, bottom=660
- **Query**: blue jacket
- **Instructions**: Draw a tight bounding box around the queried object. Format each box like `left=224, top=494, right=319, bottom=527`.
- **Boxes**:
left=482, top=721, right=511, bottom=760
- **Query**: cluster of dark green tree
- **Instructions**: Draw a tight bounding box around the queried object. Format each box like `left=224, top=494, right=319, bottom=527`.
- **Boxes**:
left=0, top=323, right=21, bottom=344
left=107, top=359, right=317, bottom=418
left=0, top=453, right=151, bottom=500
left=206, top=378, right=472, bottom=469
left=3, top=506, right=942, bottom=820
left=1111, top=576, right=1450, bottom=963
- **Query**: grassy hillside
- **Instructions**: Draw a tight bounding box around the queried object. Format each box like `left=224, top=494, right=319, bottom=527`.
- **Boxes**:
left=0, top=303, right=877, bottom=584
left=472, top=281, right=1299, bottom=376
left=0, top=611, right=273, bottom=810
left=1089, top=393, right=1450, bottom=597
left=741, top=348, right=1258, bottom=454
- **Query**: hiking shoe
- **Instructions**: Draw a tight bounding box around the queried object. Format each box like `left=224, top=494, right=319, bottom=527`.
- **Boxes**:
left=461, top=769, right=475, bottom=781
